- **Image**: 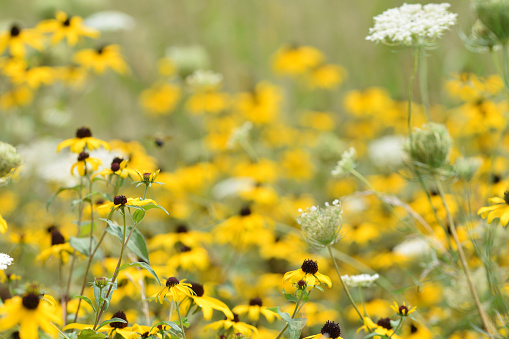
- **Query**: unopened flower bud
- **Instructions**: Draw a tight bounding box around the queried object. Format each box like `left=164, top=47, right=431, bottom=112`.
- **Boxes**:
left=0, top=142, right=22, bottom=178
left=405, top=123, right=452, bottom=171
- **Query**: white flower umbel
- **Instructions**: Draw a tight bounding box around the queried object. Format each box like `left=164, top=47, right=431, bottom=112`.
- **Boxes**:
left=0, top=253, right=13, bottom=270
left=227, top=122, right=253, bottom=150
left=366, top=3, right=457, bottom=46
left=341, top=274, right=379, bottom=288
left=368, top=136, right=406, bottom=171
left=331, top=147, right=357, bottom=178
left=186, top=69, right=223, bottom=90
left=297, top=200, right=343, bottom=247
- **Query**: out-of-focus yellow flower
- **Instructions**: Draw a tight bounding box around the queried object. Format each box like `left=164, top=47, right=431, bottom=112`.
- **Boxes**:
left=0, top=214, right=7, bottom=233
left=280, top=148, right=314, bottom=181
left=186, top=90, right=229, bottom=114
left=343, top=87, right=393, bottom=116
left=272, top=45, right=323, bottom=75
left=300, top=111, right=335, bottom=131
left=0, top=86, right=33, bottom=110
left=56, top=65, right=88, bottom=88
left=37, top=11, right=99, bottom=46
left=57, top=127, right=110, bottom=153
left=204, top=314, right=258, bottom=337
left=140, top=82, right=181, bottom=115
left=358, top=317, right=400, bottom=339
left=235, top=82, right=282, bottom=125
left=0, top=25, right=44, bottom=58
left=158, top=57, right=176, bottom=76
left=233, top=159, right=279, bottom=183
left=70, top=152, right=102, bottom=176
left=180, top=282, right=234, bottom=320
left=446, top=73, right=503, bottom=102
left=308, top=64, right=345, bottom=89
left=73, top=44, right=128, bottom=74
left=233, top=297, right=279, bottom=323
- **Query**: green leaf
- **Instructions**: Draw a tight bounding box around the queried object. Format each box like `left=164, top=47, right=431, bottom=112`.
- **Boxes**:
left=102, top=220, right=150, bottom=264
left=46, top=185, right=81, bottom=211
left=77, top=329, right=106, bottom=339
left=132, top=209, right=145, bottom=224
left=150, top=321, right=183, bottom=334
left=73, top=295, right=96, bottom=312
left=97, top=317, right=127, bottom=331
left=78, top=222, right=96, bottom=237
left=119, top=262, right=161, bottom=285
left=93, top=280, right=116, bottom=313
left=267, top=307, right=279, bottom=314
left=295, top=289, right=309, bottom=302
left=284, top=293, right=299, bottom=303
left=287, top=317, right=306, bottom=339
left=142, top=204, right=169, bottom=215
left=276, top=308, right=292, bottom=322
left=70, top=236, right=97, bottom=257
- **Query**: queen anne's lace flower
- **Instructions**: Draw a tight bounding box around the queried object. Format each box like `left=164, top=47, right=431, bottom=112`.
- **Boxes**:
left=341, top=274, right=379, bottom=288
left=366, top=3, right=457, bottom=46
left=298, top=200, right=342, bottom=247
left=0, top=253, right=13, bottom=270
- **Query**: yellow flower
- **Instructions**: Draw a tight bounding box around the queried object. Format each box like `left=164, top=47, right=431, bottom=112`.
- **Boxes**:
left=135, top=169, right=160, bottom=185
left=0, top=86, right=33, bottom=110
left=56, top=65, right=88, bottom=88
left=283, top=259, right=332, bottom=288
left=280, top=148, right=314, bottom=181
left=97, top=195, right=157, bottom=212
left=92, top=158, right=136, bottom=179
left=140, top=82, right=181, bottom=115
left=235, top=81, right=282, bottom=125
left=64, top=310, right=150, bottom=339
left=390, top=301, right=417, bottom=316
left=232, top=297, right=279, bottom=323
left=0, top=289, right=62, bottom=339
left=308, top=64, right=345, bottom=89
left=478, top=192, right=509, bottom=226
left=37, top=11, right=99, bottom=46
left=0, top=213, right=7, bottom=233
left=154, top=277, right=195, bottom=304
left=203, top=313, right=258, bottom=337
left=305, top=321, right=343, bottom=339
left=35, top=229, right=75, bottom=263
left=186, top=90, right=229, bottom=114
left=73, top=44, right=128, bottom=74
left=57, top=127, right=110, bottom=153
left=180, top=282, right=234, bottom=320
left=70, top=152, right=102, bottom=176
left=0, top=24, right=44, bottom=58
left=357, top=317, right=400, bottom=339
left=272, top=45, right=323, bottom=75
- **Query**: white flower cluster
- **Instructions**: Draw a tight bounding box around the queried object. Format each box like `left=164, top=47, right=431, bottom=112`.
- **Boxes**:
left=368, top=136, right=406, bottom=171
left=227, top=122, right=253, bottom=149
left=186, top=69, right=223, bottom=90
left=341, top=273, right=379, bottom=288
left=0, top=253, right=13, bottom=270
left=297, top=200, right=343, bottom=247
left=366, top=3, right=457, bottom=46
left=331, top=147, right=357, bottom=178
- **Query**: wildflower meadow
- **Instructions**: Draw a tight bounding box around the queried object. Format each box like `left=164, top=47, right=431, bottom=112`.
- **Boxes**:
left=2, top=1, right=509, bottom=338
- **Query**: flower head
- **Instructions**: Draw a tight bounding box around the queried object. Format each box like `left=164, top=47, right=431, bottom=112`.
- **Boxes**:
left=0, top=141, right=21, bottom=178
left=391, top=301, right=417, bottom=316
left=297, top=200, right=343, bottom=247
left=478, top=192, right=509, bottom=226
left=154, top=277, right=195, bottom=304
left=98, top=196, right=157, bottom=212
left=341, top=274, right=379, bottom=288
left=0, top=24, right=44, bottom=58
left=366, top=3, right=457, bottom=46
left=57, top=126, right=110, bottom=153
left=37, top=11, right=99, bottom=46
left=73, top=44, right=129, bottom=74
left=331, top=147, right=357, bottom=178
left=283, top=259, right=332, bottom=288
left=0, top=253, right=13, bottom=270
left=135, top=169, right=161, bottom=186
left=305, top=320, right=343, bottom=339
left=232, top=297, right=279, bottom=323
left=70, top=152, right=102, bottom=176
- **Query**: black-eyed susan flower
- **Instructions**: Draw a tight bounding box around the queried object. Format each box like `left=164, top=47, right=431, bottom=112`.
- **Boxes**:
left=478, top=191, right=509, bottom=226
left=64, top=310, right=150, bottom=339
left=70, top=152, right=102, bottom=176
left=0, top=24, right=44, bottom=58
left=135, top=169, right=161, bottom=186
left=272, top=44, right=323, bottom=76
left=92, top=157, right=136, bottom=179
left=0, top=86, right=33, bottom=110
left=307, top=64, right=345, bottom=90
left=305, top=320, right=343, bottom=339
left=232, top=297, right=279, bottom=323
left=390, top=301, right=416, bottom=316
left=181, top=282, right=234, bottom=320
left=0, top=286, right=62, bottom=339
left=35, top=229, right=75, bottom=263
left=37, top=11, right=99, bottom=46
left=155, top=277, right=194, bottom=304
left=57, top=127, right=110, bottom=153
left=357, top=317, right=400, bottom=339
left=73, top=44, right=128, bottom=74
left=97, top=195, right=157, bottom=212
left=140, top=82, right=181, bottom=115
left=203, top=313, right=258, bottom=337
left=283, top=259, right=332, bottom=288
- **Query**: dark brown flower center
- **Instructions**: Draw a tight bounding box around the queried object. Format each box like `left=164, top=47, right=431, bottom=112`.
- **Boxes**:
left=179, top=245, right=192, bottom=253
left=190, top=282, right=204, bottom=297
left=166, top=277, right=179, bottom=287
left=110, top=311, right=128, bottom=328
left=22, top=293, right=40, bottom=310
left=62, top=17, right=71, bottom=26
left=399, top=305, right=409, bottom=315
left=76, top=127, right=92, bottom=138
left=239, top=206, right=251, bottom=216
left=410, top=324, right=418, bottom=333
left=51, top=229, right=66, bottom=246
left=176, top=224, right=188, bottom=233
left=320, top=321, right=341, bottom=338
left=297, top=280, right=307, bottom=289
left=10, top=25, right=20, bottom=37
left=504, top=191, right=509, bottom=205
left=113, top=195, right=128, bottom=206
left=111, top=162, right=120, bottom=172
left=78, top=152, right=89, bottom=161
left=301, top=259, right=318, bottom=274
left=377, top=317, right=392, bottom=330
left=249, top=297, right=263, bottom=306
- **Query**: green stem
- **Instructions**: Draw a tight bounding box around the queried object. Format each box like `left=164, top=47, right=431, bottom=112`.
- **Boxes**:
left=176, top=301, right=186, bottom=339
left=418, top=47, right=431, bottom=121
left=408, top=47, right=419, bottom=136
left=389, top=317, right=404, bottom=339
left=143, top=183, right=149, bottom=200
left=93, top=211, right=128, bottom=329
left=503, top=45, right=509, bottom=94
left=436, top=182, right=495, bottom=337
left=358, top=286, right=368, bottom=317
left=275, top=290, right=305, bottom=339
left=327, top=245, right=363, bottom=322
